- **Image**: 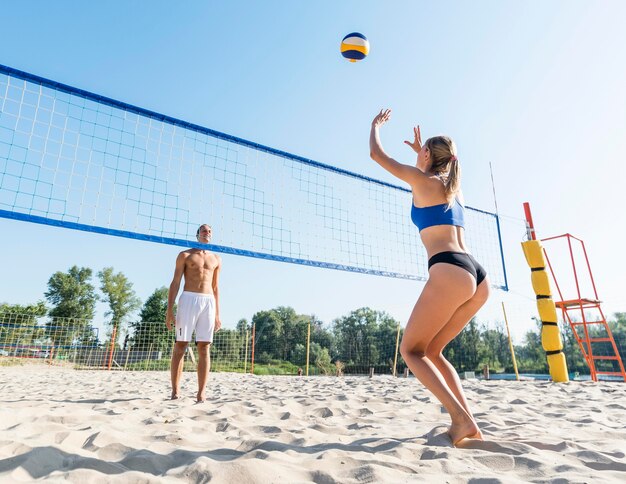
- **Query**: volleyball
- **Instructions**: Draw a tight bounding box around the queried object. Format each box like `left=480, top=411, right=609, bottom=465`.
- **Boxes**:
left=340, top=32, right=369, bottom=62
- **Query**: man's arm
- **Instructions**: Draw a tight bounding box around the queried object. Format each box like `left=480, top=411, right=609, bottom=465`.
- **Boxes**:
left=212, top=256, right=222, bottom=332
left=166, top=252, right=186, bottom=330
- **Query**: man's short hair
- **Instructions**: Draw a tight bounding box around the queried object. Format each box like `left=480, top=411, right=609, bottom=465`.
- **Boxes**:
left=196, top=224, right=211, bottom=236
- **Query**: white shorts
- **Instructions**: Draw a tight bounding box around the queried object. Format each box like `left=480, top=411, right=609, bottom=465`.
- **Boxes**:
left=175, top=291, right=216, bottom=343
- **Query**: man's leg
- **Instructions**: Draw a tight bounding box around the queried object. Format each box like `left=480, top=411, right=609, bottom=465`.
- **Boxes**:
left=171, top=341, right=189, bottom=399
left=196, top=342, right=211, bottom=403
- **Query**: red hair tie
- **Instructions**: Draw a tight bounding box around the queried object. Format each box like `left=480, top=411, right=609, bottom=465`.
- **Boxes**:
left=450, top=155, right=458, bottom=162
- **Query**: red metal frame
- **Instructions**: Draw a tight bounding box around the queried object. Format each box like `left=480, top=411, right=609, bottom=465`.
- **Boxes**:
left=523, top=202, right=625, bottom=382
left=542, top=234, right=625, bottom=382
left=523, top=202, right=536, bottom=240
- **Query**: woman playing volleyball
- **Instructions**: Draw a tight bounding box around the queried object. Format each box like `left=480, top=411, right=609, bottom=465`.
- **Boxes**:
left=370, top=109, right=489, bottom=445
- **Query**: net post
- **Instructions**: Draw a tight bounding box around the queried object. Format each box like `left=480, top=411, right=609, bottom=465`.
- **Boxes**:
left=251, top=323, right=256, bottom=375
left=501, top=302, right=520, bottom=380
left=523, top=202, right=536, bottom=240
left=392, top=322, right=401, bottom=377
left=306, top=319, right=311, bottom=377
left=244, top=329, right=249, bottom=374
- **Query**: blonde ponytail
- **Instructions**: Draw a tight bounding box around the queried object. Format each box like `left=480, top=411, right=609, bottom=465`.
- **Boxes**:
left=443, top=156, right=461, bottom=206
left=424, top=136, right=461, bottom=207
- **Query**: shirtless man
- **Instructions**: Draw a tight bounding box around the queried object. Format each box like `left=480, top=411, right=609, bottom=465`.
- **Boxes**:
left=166, top=224, right=222, bottom=402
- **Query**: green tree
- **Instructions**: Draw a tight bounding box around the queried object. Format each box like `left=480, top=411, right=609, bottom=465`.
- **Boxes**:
left=375, top=313, right=403, bottom=373
left=130, top=287, right=172, bottom=352
left=609, top=312, right=626, bottom=356
left=310, top=315, right=335, bottom=355
left=212, top=328, right=247, bottom=369
left=45, top=266, right=98, bottom=346
left=516, top=321, right=548, bottom=373
left=250, top=307, right=320, bottom=365
left=236, top=318, right=250, bottom=333
left=0, top=302, right=48, bottom=321
left=314, top=345, right=333, bottom=375
left=443, top=318, right=484, bottom=372
left=235, top=318, right=251, bottom=360
left=251, top=309, right=283, bottom=363
left=291, top=341, right=332, bottom=372
left=610, top=312, right=626, bottom=336
left=0, top=302, right=48, bottom=353
left=333, top=307, right=381, bottom=368
left=98, top=267, right=141, bottom=343
left=561, top=323, right=588, bottom=374
left=274, top=307, right=309, bottom=363
left=480, top=322, right=510, bottom=371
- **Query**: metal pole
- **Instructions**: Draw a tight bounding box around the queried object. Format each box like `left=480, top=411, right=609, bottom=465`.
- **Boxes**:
left=392, top=322, right=401, bottom=377
left=244, top=329, right=249, bottom=374
left=251, top=323, right=256, bottom=375
left=501, top=302, right=520, bottom=381
left=306, top=319, right=311, bottom=376
left=523, top=202, right=536, bottom=240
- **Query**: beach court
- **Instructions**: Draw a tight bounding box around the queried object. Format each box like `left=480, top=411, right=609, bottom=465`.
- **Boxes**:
left=1, top=365, right=625, bottom=482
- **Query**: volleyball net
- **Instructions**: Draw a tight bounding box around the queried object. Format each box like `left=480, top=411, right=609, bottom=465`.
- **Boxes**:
left=0, top=64, right=507, bottom=288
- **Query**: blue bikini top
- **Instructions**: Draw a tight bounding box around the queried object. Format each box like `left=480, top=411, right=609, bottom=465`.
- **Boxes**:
left=411, top=197, right=465, bottom=231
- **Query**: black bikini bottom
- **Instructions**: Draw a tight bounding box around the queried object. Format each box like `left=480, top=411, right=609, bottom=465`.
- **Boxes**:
left=427, top=251, right=487, bottom=286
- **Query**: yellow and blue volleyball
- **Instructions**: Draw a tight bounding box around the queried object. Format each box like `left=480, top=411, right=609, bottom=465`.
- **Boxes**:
left=340, top=32, right=369, bottom=62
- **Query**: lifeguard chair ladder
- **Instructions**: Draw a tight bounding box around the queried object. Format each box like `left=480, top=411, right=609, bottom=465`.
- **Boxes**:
left=542, top=233, right=626, bottom=382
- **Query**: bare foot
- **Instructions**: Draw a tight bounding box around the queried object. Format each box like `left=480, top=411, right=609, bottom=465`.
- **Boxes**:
left=196, top=393, right=206, bottom=403
left=171, top=391, right=180, bottom=400
left=448, top=418, right=480, bottom=446
left=465, top=414, right=484, bottom=440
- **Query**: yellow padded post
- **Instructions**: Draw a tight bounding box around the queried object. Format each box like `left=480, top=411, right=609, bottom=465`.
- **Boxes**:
left=537, top=298, right=558, bottom=323
left=547, top=353, right=569, bottom=382
left=531, top=270, right=551, bottom=296
left=521, top=239, right=569, bottom=382
left=541, top=325, right=563, bottom=352
left=522, top=240, right=546, bottom=269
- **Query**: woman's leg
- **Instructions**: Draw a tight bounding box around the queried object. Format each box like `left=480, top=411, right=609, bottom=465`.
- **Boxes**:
left=426, top=278, right=490, bottom=432
left=400, top=263, right=477, bottom=444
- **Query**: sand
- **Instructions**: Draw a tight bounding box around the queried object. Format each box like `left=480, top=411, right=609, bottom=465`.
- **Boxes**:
left=0, top=365, right=625, bottom=483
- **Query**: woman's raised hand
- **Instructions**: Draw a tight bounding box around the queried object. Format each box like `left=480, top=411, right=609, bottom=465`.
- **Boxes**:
left=372, top=109, right=391, bottom=128
left=404, top=126, right=422, bottom=154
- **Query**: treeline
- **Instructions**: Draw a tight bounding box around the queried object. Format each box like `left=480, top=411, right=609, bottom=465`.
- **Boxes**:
left=2, top=265, right=626, bottom=375
left=239, top=308, right=626, bottom=375
left=1, top=265, right=141, bottom=349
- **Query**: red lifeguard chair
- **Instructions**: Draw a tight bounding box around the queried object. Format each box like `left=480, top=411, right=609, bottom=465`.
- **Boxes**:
left=524, top=203, right=625, bottom=382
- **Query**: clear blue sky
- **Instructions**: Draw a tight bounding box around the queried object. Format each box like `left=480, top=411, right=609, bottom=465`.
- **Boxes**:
left=1, top=1, right=625, bottom=343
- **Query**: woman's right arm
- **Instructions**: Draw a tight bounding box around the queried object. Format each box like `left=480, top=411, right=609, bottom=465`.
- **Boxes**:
left=369, top=109, right=427, bottom=188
